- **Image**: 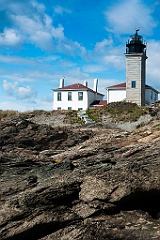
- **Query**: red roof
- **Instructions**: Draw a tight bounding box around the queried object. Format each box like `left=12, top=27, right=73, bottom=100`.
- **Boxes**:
left=91, top=100, right=107, bottom=106
left=107, top=82, right=159, bottom=93
left=57, top=83, right=104, bottom=95
left=107, top=82, right=126, bottom=89
left=58, top=83, right=89, bottom=90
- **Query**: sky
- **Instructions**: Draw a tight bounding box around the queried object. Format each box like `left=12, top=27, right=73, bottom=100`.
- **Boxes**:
left=0, top=0, right=160, bottom=111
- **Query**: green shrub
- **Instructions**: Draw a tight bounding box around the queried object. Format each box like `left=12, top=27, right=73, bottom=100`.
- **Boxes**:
left=86, top=108, right=102, bottom=123
left=86, top=102, right=147, bottom=123
left=0, top=110, right=19, bottom=119
left=30, top=110, right=51, bottom=116
left=103, top=101, right=147, bottom=122
left=66, top=110, right=82, bottom=124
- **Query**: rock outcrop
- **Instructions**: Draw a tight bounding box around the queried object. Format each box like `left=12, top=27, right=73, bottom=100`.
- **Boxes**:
left=0, top=115, right=160, bottom=240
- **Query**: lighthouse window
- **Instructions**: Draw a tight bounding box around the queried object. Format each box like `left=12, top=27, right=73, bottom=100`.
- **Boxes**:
left=131, top=81, right=136, bottom=88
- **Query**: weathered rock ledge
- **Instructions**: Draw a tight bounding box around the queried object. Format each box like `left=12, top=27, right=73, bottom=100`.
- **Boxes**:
left=0, top=116, right=160, bottom=239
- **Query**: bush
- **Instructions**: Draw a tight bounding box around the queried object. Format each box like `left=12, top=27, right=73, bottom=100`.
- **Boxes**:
left=86, top=108, right=102, bottom=123
left=0, top=110, right=19, bottom=119
left=66, top=110, right=82, bottom=124
left=103, top=101, right=147, bottom=122
left=86, top=102, right=147, bottom=123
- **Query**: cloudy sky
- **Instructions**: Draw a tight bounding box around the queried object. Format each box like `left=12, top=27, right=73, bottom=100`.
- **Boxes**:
left=0, top=0, right=160, bottom=111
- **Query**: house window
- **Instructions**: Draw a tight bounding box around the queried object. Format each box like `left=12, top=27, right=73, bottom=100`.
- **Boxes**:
left=154, top=94, right=157, bottom=101
left=78, top=92, right=83, bottom=101
left=151, top=91, right=153, bottom=100
left=57, top=92, right=61, bottom=101
left=57, top=107, right=61, bottom=110
left=68, top=107, right=72, bottom=110
left=68, top=92, right=72, bottom=101
left=131, top=81, right=136, bottom=88
left=78, top=108, right=83, bottom=111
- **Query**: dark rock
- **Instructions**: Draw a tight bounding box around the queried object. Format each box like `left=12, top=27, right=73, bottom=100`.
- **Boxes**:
left=0, top=116, right=160, bottom=240
left=27, top=175, right=38, bottom=184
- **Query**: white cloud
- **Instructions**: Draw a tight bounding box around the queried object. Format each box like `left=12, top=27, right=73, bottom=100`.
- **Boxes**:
left=2, top=80, right=38, bottom=101
left=85, top=39, right=125, bottom=74
left=5, top=1, right=31, bottom=14
left=57, top=39, right=86, bottom=57
left=1, top=8, right=56, bottom=49
left=82, top=64, right=106, bottom=73
left=0, top=54, right=60, bottom=66
left=17, top=85, right=37, bottom=99
left=94, top=39, right=113, bottom=53
left=147, top=40, right=160, bottom=89
left=103, top=55, right=125, bottom=70
left=51, top=24, right=64, bottom=39
left=0, top=98, right=53, bottom=111
left=54, top=5, right=72, bottom=15
left=31, top=30, right=54, bottom=50
left=32, top=1, right=46, bottom=13
left=0, top=1, right=86, bottom=56
left=65, top=67, right=89, bottom=81
left=14, top=15, right=41, bottom=34
left=0, top=55, right=36, bottom=65
left=104, top=0, right=157, bottom=35
left=0, top=101, right=29, bottom=112
left=41, top=94, right=53, bottom=103
left=3, top=80, right=18, bottom=96
left=10, top=10, right=67, bottom=51
left=0, top=28, right=22, bottom=47
left=2, top=74, right=35, bottom=83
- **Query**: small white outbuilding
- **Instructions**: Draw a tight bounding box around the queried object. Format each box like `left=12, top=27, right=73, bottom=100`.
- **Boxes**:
left=106, top=82, right=159, bottom=105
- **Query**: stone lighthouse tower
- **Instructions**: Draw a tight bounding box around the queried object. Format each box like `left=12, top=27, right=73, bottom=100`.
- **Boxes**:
left=125, top=30, right=147, bottom=106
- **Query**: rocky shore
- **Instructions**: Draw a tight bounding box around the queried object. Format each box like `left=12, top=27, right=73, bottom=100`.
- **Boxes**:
left=0, top=113, right=160, bottom=239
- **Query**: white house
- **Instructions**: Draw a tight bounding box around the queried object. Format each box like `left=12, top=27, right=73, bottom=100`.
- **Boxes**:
left=106, top=82, right=159, bottom=105
left=52, top=78, right=104, bottom=110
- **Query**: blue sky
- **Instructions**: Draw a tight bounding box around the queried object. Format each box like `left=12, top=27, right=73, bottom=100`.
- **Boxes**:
left=0, top=0, right=160, bottom=111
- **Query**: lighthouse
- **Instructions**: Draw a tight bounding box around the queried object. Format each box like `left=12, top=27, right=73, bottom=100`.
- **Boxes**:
left=125, top=30, right=148, bottom=106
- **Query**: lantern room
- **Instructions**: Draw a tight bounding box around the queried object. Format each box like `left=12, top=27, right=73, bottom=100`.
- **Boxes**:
left=126, top=29, right=146, bottom=54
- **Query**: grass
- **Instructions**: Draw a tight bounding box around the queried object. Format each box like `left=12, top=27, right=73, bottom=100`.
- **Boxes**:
left=0, top=102, right=148, bottom=123
left=87, top=101, right=147, bottom=123
left=104, top=101, right=147, bottom=122
left=0, top=110, right=19, bottom=119
left=65, top=110, right=83, bottom=124
left=86, top=108, right=102, bottom=123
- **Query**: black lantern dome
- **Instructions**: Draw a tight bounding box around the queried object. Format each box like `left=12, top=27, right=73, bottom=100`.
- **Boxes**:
left=126, top=29, right=146, bottom=54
